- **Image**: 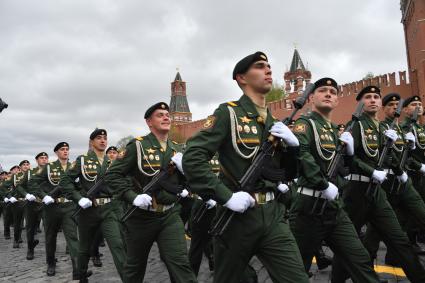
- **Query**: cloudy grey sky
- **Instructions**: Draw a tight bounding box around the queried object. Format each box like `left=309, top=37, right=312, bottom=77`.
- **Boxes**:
left=0, top=0, right=407, bottom=170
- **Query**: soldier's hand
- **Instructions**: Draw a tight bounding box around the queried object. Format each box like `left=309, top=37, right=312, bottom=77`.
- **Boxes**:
left=171, top=152, right=184, bottom=175
left=224, top=192, right=255, bottom=213
left=133, top=194, right=152, bottom=209
left=372, top=169, right=387, bottom=184
left=25, top=193, right=36, bottom=202
left=397, top=172, right=408, bottom=184
left=322, top=182, right=339, bottom=200
left=405, top=132, right=416, bottom=150
left=339, top=132, right=354, bottom=156
left=9, top=197, right=17, bottom=203
left=269, top=122, right=299, bottom=146
left=42, top=195, right=55, bottom=205
left=206, top=199, right=217, bottom=209
left=384, top=129, right=398, bottom=142
left=78, top=197, right=92, bottom=209
left=178, top=189, right=189, bottom=198
left=277, top=182, right=290, bottom=194
left=420, top=164, right=425, bottom=175
left=4, top=197, right=9, bottom=203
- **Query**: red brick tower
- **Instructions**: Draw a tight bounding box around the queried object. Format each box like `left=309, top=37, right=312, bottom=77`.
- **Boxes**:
left=169, top=71, right=192, bottom=125
left=283, top=48, right=312, bottom=97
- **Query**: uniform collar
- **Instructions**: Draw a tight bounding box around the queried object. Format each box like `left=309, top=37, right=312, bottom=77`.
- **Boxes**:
left=310, top=111, right=336, bottom=129
left=239, top=94, right=265, bottom=118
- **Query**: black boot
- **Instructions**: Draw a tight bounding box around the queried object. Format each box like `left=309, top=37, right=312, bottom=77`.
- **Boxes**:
left=46, top=256, right=56, bottom=276
left=79, top=270, right=93, bottom=283
left=384, top=253, right=401, bottom=267
left=26, top=240, right=38, bottom=260
left=316, top=247, right=332, bottom=270
left=13, top=240, right=20, bottom=248
left=4, top=229, right=10, bottom=240
left=92, top=255, right=102, bottom=267
left=72, top=257, right=80, bottom=280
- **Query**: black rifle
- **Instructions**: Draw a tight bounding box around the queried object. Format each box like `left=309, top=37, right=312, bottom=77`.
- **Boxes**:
left=390, top=105, right=419, bottom=193
left=71, top=176, right=107, bottom=223
left=365, top=99, right=404, bottom=198
left=310, top=102, right=364, bottom=215
left=209, top=83, right=314, bottom=237
left=120, top=164, right=176, bottom=222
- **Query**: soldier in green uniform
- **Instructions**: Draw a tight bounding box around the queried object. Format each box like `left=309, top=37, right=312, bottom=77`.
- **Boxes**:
left=0, top=170, right=12, bottom=239
left=182, top=51, right=309, bottom=283
left=0, top=171, right=7, bottom=221
left=28, top=142, right=80, bottom=279
left=105, top=102, right=197, bottom=283
left=16, top=152, right=49, bottom=260
left=331, top=86, right=425, bottom=283
left=363, top=93, right=425, bottom=266
left=60, top=129, right=126, bottom=282
left=1, top=166, right=20, bottom=242
left=289, top=78, right=379, bottom=282
left=106, top=146, right=119, bottom=162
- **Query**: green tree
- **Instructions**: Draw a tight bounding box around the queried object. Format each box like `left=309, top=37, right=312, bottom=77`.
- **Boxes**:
left=116, top=135, right=134, bottom=151
left=363, top=72, right=374, bottom=80
left=266, top=83, right=285, bottom=103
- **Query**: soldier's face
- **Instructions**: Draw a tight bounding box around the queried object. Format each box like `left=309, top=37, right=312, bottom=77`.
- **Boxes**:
left=0, top=174, right=6, bottom=180
left=20, top=163, right=30, bottom=172
left=11, top=168, right=19, bottom=174
left=56, top=146, right=69, bottom=160
left=147, top=110, right=171, bottom=132
left=91, top=135, right=107, bottom=152
left=238, top=61, right=272, bottom=94
left=37, top=156, right=48, bottom=166
left=107, top=150, right=118, bottom=161
left=362, top=93, right=381, bottom=114
left=404, top=101, right=423, bottom=116
left=311, top=86, right=339, bottom=111
left=383, top=101, right=399, bottom=118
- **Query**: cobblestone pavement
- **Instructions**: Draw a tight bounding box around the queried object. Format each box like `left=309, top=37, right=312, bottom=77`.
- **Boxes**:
left=0, top=218, right=423, bottom=282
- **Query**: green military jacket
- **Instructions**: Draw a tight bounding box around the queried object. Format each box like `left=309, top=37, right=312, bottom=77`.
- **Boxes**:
left=60, top=150, right=112, bottom=202
left=293, top=111, right=348, bottom=190
left=351, top=113, right=381, bottom=176
left=401, top=117, right=425, bottom=171
left=380, top=117, right=405, bottom=175
left=183, top=94, right=298, bottom=205
left=1, top=172, right=26, bottom=198
left=28, top=160, right=70, bottom=199
left=105, top=132, right=183, bottom=205
left=15, top=168, right=41, bottom=198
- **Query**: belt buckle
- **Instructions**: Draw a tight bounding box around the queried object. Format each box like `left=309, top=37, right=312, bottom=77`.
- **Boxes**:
left=257, top=193, right=266, bottom=205
left=156, top=204, right=164, bottom=212
left=99, top=198, right=104, bottom=205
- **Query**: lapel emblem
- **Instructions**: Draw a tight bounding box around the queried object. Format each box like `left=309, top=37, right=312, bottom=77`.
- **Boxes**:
left=239, top=116, right=252, bottom=123
left=147, top=148, right=156, bottom=154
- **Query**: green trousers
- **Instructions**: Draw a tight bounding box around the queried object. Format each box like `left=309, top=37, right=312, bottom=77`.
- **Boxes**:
left=289, top=194, right=379, bottom=283
left=42, top=202, right=79, bottom=262
left=213, top=200, right=309, bottom=283
left=25, top=201, right=42, bottom=251
left=11, top=201, right=25, bottom=242
left=3, top=203, right=13, bottom=236
left=331, top=180, right=425, bottom=283
left=77, top=200, right=125, bottom=279
left=123, top=205, right=197, bottom=283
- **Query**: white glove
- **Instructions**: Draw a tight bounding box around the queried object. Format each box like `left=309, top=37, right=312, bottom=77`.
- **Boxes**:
left=277, top=183, right=290, bottom=194
left=132, top=194, right=152, bottom=209
left=42, top=195, right=54, bottom=205
left=405, top=132, right=416, bottom=150
left=25, top=193, right=36, bottom=202
left=178, top=189, right=189, bottom=198
left=4, top=197, right=9, bottom=203
left=397, top=172, right=408, bottom=184
left=339, top=132, right=354, bottom=156
left=171, top=152, right=184, bottom=174
left=78, top=197, right=92, bottom=209
left=206, top=199, right=217, bottom=209
left=224, top=191, right=255, bottom=213
left=322, top=182, right=339, bottom=200
left=9, top=197, right=17, bottom=203
left=420, top=164, right=425, bottom=175
left=269, top=122, right=299, bottom=146
left=372, top=169, right=387, bottom=184
left=384, top=129, right=398, bottom=142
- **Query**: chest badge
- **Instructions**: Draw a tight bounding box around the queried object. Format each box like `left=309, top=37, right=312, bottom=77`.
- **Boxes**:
left=251, top=126, right=258, bottom=134
left=239, top=116, right=252, bottom=123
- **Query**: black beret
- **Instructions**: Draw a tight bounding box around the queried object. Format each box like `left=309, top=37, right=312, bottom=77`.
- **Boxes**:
left=54, top=142, right=69, bottom=152
left=382, top=93, right=400, bottom=106
left=9, top=165, right=19, bottom=171
left=356, top=85, right=381, bottom=101
left=402, top=95, right=421, bottom=108
left=313, top=78, right=338, bottom=92
left=0, top=171, right=7, bottom=176
left=337, top=124, right=346, bottom=129
left=144, top=102, right=169, bottom=119
left=106, top=146, right=118, bottom=154
left=35, top=152, right=48, bottom=159
left=90, top=128, right=107, bottom=140
left=19, top=160, right=30, bottom=166
left=288, top=119, right=295, bottom=126
left=233, top=51, right=268, bottom=80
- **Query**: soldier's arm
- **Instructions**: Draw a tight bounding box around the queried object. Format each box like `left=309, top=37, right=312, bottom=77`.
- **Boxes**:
left=28, top=167, right=47, bottom=198
left=293, top=120, right=329, bottom=190
left=15, top=175, right=28, bottom=198
left=60, top=157, right=83, bottom=202
left=351, top=121, right=376, bottom=176
left=105, top=141, right=138, bottom=204
left=381, top=124, right=403, bottom=176
left=183, top=105, right=233, bottom=205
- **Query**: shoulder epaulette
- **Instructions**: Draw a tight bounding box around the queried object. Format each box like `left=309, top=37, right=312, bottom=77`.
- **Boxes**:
left=172, top=140, right=178, bottom=144
left=136, top=136, right=144, bottom=141
left=227, top=101, right=237, bottom=107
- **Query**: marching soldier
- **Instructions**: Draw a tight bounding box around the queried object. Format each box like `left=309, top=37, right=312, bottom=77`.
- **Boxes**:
left=331, top=86, right=425, bottom=283
left=182, top=51, right=309, bottom=283
left=105, top=102, right=197, bottom=283
left=16, top=152, right=49, bottom=260
left=289, top=78, right=379, bottom=282
left=28, top=142, right=80, bottom=279
left=106, top=146, right=119, bottom=161
left=1, top=166, right=20, bottom=240
left=60, top=129, right=126, bottom=282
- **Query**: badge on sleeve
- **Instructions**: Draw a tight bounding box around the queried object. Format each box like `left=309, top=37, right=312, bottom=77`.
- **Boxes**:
left=203, top=115, right=216, bottom=129
left=293, top=123, right=306, bottom=133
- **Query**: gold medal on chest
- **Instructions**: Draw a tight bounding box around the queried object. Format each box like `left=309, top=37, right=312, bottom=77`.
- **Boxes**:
left=244, top=125, right=250, bottom=133
left=237, top=125, right=243, bottom=132
left=93, top=165, right=97, bottom=169
left=251, top=126, right=258, bottom=134
left=149, top=154, right=154, bottom=160
left=155, top=155, right=160, bottom=161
